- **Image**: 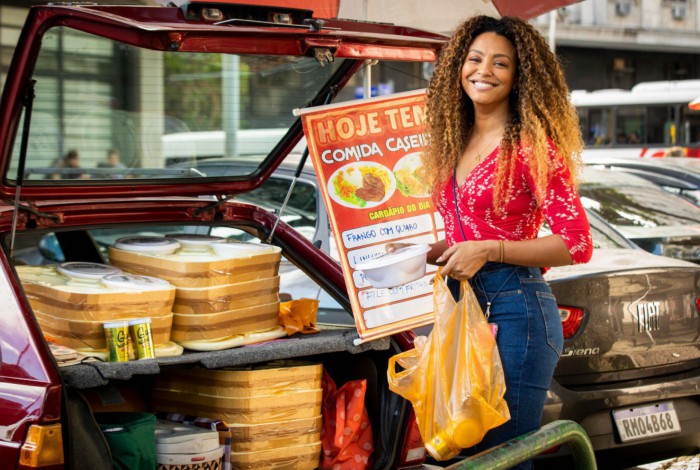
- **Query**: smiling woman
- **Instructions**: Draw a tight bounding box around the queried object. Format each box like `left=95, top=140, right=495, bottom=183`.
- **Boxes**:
left=401, top=15, right=592, bottom=468
left=11, top=5, right=700, bottom=470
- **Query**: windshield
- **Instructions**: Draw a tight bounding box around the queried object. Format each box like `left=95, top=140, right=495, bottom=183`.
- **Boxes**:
left=580, top=183, right=700, bottom=228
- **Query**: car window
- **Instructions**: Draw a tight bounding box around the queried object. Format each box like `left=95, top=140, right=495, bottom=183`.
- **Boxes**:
left=580, top=185, right=700, bottom=228
left=10, top=26, right=345, bottom=181
left=9, top=25, right=432, bottom=183
left=662, top=186, right=700, bottom=206
left=587, top=216, right=635, bottom=249
left=540, top=211, right=633, bottom=250
left=236, top=177, right=318, bottom=233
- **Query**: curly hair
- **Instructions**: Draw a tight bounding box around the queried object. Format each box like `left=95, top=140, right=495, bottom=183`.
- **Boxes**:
left=424, top=15, right=583, bottom=213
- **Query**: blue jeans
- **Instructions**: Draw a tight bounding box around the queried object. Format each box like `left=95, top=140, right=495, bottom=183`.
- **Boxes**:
left=448, top=263, right=563, bottom=470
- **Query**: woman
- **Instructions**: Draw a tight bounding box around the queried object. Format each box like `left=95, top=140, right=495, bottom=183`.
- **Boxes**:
left=389, top=16, right=592, bottom=466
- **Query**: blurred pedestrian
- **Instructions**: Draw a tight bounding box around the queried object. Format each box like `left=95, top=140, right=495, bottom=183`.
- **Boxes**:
left=98, top=148, right=126, bottom=178
left=50, top=149, right=88, bottom=180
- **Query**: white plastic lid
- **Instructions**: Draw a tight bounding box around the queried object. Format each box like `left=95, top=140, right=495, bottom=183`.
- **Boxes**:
left=155, top=419, right=220, bottom=446
left=101, top=273, right=172, bottom=291
left=165, top=234, right=223, bottom=252
left=114, top=236, right=180, bottom=254
left=355, top=244, right=430, bottom=270
left=57, top=262, right=122, bottom=280
left=103, top=321, right=129, bottom=329
left=165, top=234, right=223, bottom=244
left=128, top=318, right=152, bottom=326
left=210, top=240, right=280, bottom=256
left=156, top=445, right=224, bottom=465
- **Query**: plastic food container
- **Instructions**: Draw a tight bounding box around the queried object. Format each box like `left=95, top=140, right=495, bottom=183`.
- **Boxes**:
left=56, top=262, right=122, bottom=281
left=109, top=236, right=281, bottom=288
left=355, top=244, right=430, bottom=288
left=210, top=240, right=280, bottom=257
left=114, top=236, right=181, bottom=255
left=165, top=234, right=223, bottom=253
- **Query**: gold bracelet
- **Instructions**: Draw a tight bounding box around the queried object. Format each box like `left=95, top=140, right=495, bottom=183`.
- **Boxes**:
left=499, top=240, right=505, bottom=263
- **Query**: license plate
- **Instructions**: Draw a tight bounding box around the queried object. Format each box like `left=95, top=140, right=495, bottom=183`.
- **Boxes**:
left=612, top=402, right=681, bottom=443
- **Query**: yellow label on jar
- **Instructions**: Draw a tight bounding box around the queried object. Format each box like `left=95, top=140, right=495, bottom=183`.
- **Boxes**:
left=129, top=319, right=155, bottom=360
left=103, top=322, right=129, bottom=362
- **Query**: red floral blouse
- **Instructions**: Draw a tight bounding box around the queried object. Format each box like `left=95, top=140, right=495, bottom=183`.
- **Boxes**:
left=435, top=142, right=593, bottom=265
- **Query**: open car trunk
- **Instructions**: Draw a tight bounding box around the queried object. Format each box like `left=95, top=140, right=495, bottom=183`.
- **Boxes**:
left=0, top=3, right=447, bottom=467
left=2, top=198, right=421, bottom=469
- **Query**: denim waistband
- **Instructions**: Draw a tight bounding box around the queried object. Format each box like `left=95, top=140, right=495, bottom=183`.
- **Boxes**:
left=474, top=262, right=542, bottom=277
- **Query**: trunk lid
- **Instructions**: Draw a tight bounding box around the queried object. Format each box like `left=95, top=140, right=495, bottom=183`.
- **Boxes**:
left=0, top=2, right=444, bottom=202
left=548, top=249, right=700, bottom=385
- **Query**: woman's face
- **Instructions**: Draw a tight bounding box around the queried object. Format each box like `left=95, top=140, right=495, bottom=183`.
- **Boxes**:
left=461, top=32, right=517, bottom=108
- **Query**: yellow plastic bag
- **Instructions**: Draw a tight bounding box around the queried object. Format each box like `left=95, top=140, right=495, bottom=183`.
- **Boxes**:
left=387, top=271, right=510, bottom=460
left=278, top=298, right=320, bottom=335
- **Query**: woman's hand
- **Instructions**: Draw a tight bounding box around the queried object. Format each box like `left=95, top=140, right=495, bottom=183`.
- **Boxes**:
left=437, top=240, right=496, bottom=280
left=387, top=240, right=448, bottom=266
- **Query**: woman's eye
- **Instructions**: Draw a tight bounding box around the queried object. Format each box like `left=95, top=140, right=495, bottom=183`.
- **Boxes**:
left=468, top=57, right=480, bottom=63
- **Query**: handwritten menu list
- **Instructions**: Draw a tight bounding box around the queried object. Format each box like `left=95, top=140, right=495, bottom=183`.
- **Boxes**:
left=297, top=90, right=444, bottom=343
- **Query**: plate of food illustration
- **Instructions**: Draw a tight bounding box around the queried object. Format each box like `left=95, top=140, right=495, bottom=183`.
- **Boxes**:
left=393, top=152, right=430, bottom=198
left=328, top=161, right=396, bottom=209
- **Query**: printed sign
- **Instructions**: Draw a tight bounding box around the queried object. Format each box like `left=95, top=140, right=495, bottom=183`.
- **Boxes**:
left=296, top=89, right=444, bottom=343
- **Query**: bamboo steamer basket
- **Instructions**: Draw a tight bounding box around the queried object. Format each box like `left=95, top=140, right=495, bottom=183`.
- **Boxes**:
left=228, top=441, right=321, bottom=470
left=152, top=362, right=323, bottom=425
left=108, top=237, right=281, bottom=288
left=18, top=264, right=175, bottom=321
left=151, top=387, right=322, bottom=425
left=154, top=362, right=322, bottom=398
left=17, top=263, right=176, bottom=350
left=173, top=276, right=279, bottom=314
left=169, top=302, right=280, bottom=342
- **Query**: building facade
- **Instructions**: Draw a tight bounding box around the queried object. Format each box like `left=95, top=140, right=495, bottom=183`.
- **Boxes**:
left=533, top=0, right=700, bottom=90
left=3, top=1, right=700, bottom=91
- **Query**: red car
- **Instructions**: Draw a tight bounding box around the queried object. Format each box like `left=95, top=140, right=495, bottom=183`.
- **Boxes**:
left=0, top=2, right=446, bottom=468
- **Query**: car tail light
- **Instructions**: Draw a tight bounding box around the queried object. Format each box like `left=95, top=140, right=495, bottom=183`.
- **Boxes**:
left=270, top=12, right=294, bottom=24
left=696, top=297, right=700, bottom=315
left=685, top=147, right=700, bottom=158
left=559, top=305, right=584, bottom=339
left=18, top=424, right=64, bottom=468
left=397, top=409, right=427, bottom=467
left=182, top=1, right=312, bottom=25
left=201, top=8, right=224, bottom=21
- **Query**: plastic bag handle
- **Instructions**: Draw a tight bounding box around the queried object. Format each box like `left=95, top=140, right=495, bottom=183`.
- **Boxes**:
left=387, top=354, right=401, bottom=388
left=436, top=267, right=478, bottom=303
left=387, top=348, right=419, bottom=386
left=434, top=267, right=464, bottom=301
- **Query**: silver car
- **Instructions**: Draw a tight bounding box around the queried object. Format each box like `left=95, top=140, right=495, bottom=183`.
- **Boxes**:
left=580, top=167, right=700, bottom=262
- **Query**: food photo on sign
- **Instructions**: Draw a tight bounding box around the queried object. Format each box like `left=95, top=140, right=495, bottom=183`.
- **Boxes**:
left=295, top=89, right=442, bottom=343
